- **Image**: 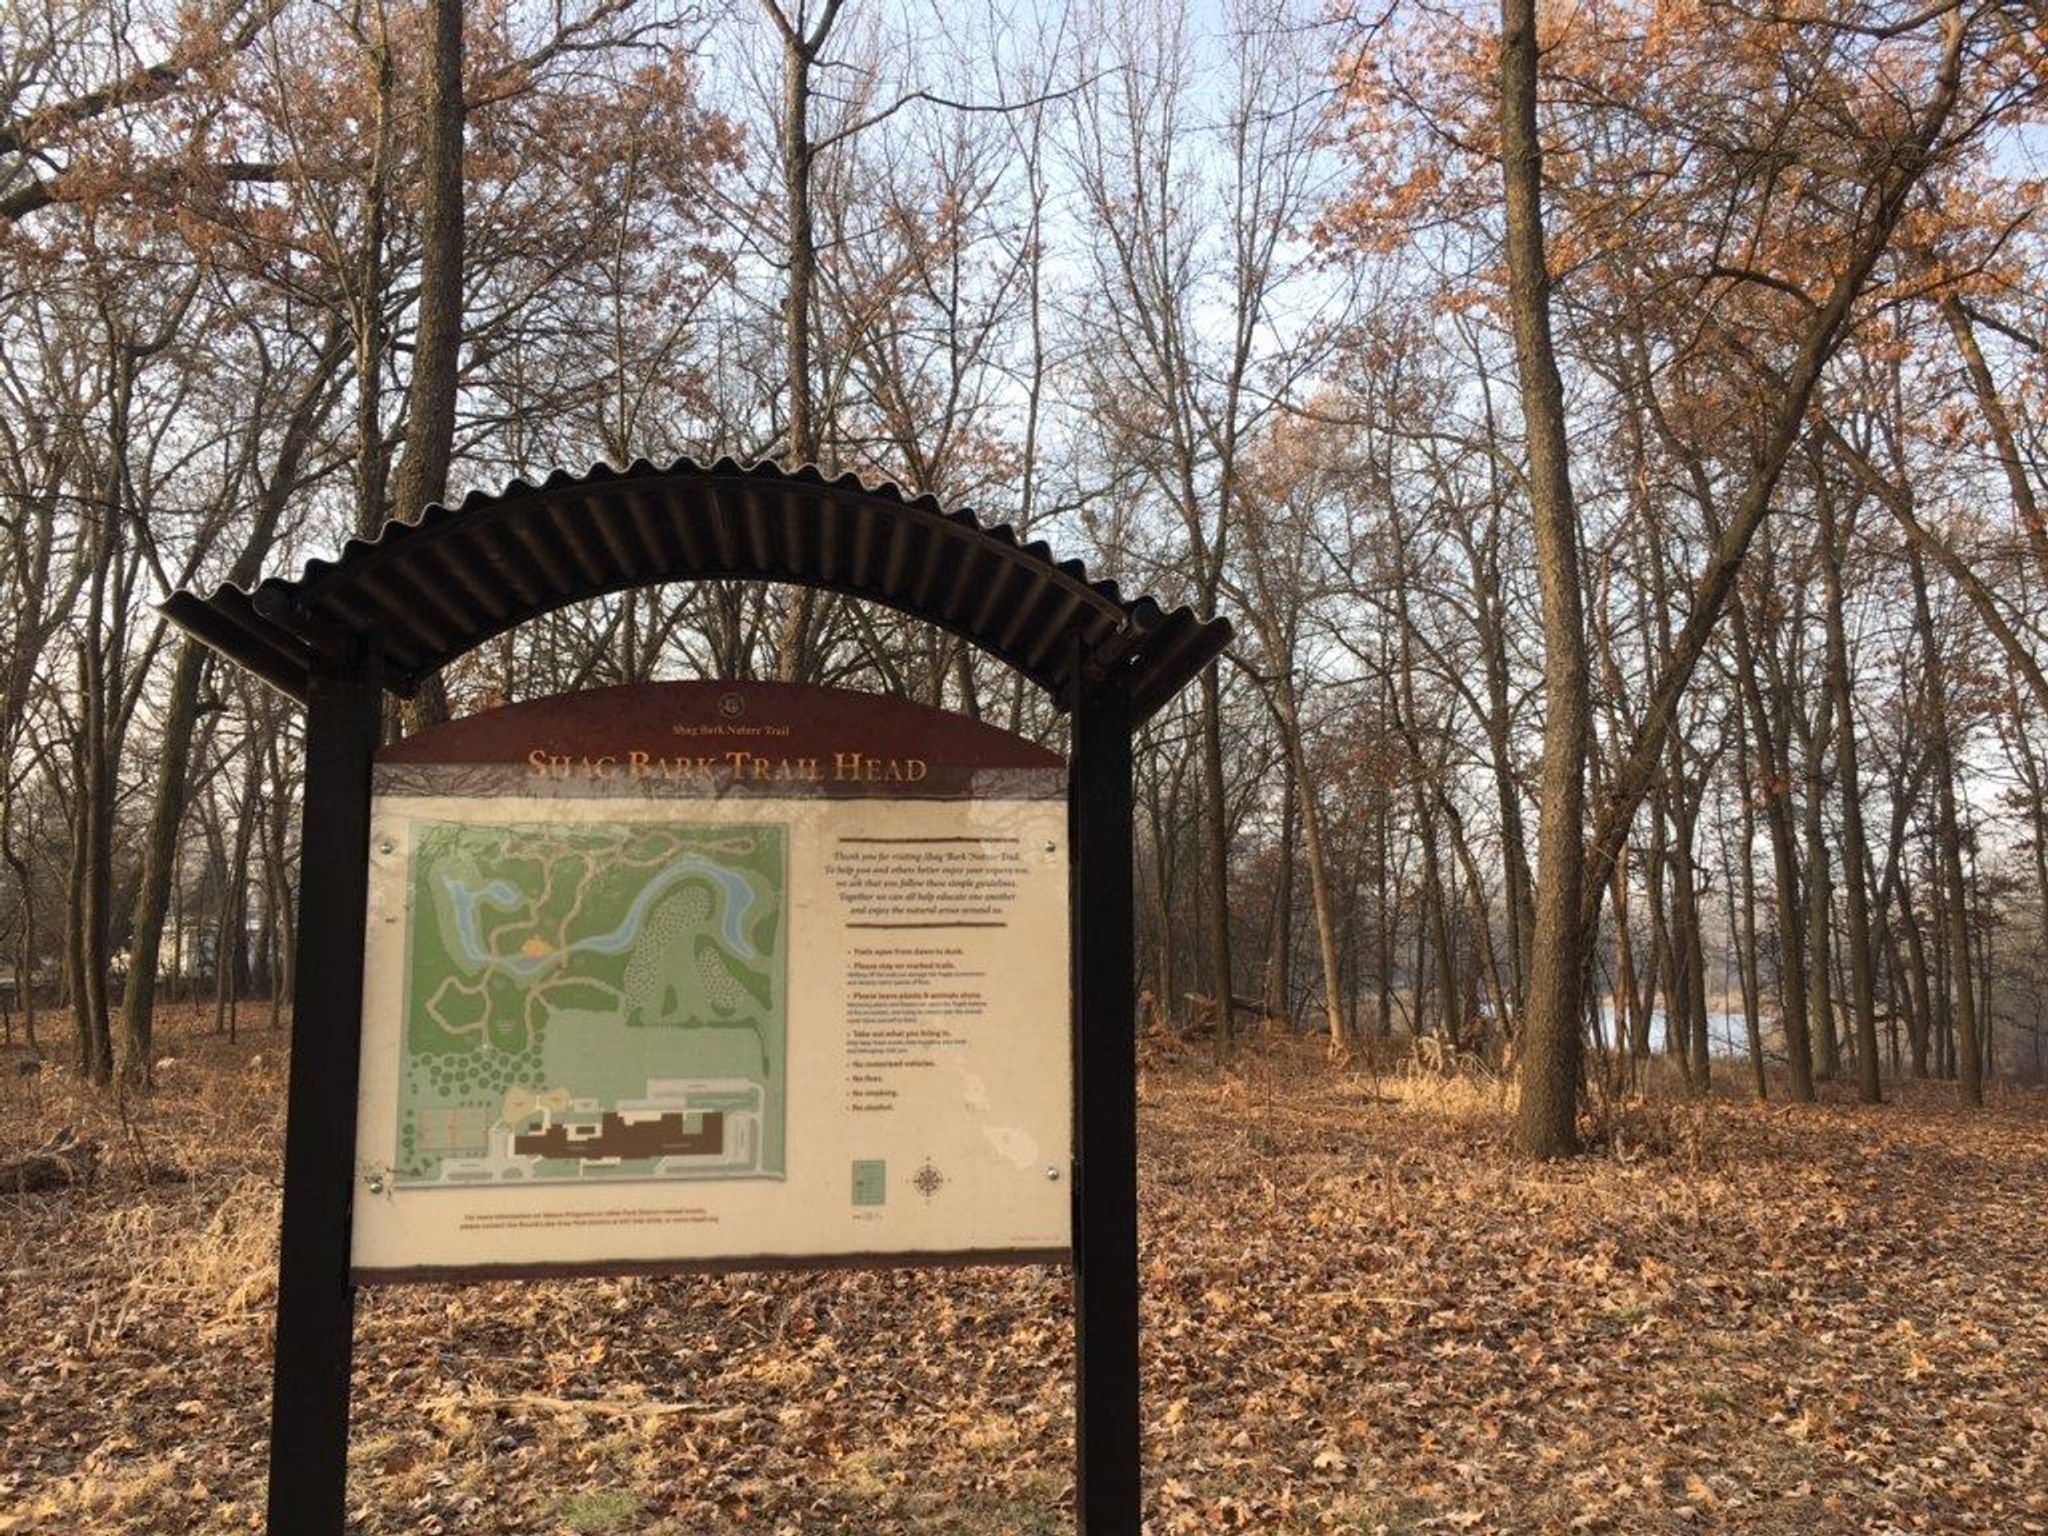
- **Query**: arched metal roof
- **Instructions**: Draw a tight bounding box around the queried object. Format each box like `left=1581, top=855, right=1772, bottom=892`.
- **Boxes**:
left=160, top=457, right=1231, bottom=720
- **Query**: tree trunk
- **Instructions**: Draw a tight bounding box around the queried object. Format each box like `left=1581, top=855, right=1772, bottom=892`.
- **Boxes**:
left=78, top=481, right=117, bottom=1092
left=352, top=25, right=394, bottom=540
left=1817, top=475, right=1882, bottom=1102
left=1941, top=296, right=2048, bottom=589
left=1500, top=0, right=1590, bottom=1154
left=1646, top=791, right=1684, bottom=1080
left=389, top=0, right=465, bottom=522
left=1734, top=596, right=1815, bottom=1100
left=1276, top=680, right=1348, bottom=1052
left=1199, top=666, right=1235, bottom=1051
left=1669, top=785, right=1711, bottom=1087
left=1610, top=842, right=1637, bottom=1091
left=1908, top=545, right=1982, bottom=1104
left=116, top=642, right=203, bottom=1084
left=1375, top=773, right=1395, bottom=1039
left=65, top=703, right=105, bottom=1080
left=1266, top=753, right=1297, bottom=1026
left=1802, top=742, right=1839, bottom=1082
left=388, top=0, right=466, bottom=728
left=1737, top=787, right=1768, bottom=1099
left=763, top=0, right=843, bottom=682
left=1899, top=890, right=1933, bottom=1078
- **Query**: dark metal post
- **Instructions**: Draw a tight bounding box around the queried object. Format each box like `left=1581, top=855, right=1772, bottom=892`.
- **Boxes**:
left=1069, top=676, right=1139, bottom=1534
left=268, top=663, right=381, bottom=1536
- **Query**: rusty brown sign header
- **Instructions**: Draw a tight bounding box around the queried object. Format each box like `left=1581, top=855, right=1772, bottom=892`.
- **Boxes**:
left=373, top=679, right=1063, bottom=800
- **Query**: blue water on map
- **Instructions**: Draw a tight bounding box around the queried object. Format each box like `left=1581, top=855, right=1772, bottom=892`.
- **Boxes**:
left=443, top=855, right=758, bottom=973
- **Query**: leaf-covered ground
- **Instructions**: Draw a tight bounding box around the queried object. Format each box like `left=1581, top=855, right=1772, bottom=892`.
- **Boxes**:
left=3, top=1013, right=2045, bottom=1534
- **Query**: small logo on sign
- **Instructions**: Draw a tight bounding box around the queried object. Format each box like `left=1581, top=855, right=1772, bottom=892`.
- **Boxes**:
left=851, top=1159, right=886, bottom=1206
left=718, top=691, right=746, bottom=719
left=912, top=1160, right=946, bottom=1200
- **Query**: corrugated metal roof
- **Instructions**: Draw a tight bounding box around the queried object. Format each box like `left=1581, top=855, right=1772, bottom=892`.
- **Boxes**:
left=160, top=457, right=1231, bottom=720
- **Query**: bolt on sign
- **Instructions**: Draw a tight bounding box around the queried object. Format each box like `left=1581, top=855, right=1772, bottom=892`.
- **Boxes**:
left=352, top=680, right=1071, bottom=1278
left=159, top=457, right=1231, bottom=1536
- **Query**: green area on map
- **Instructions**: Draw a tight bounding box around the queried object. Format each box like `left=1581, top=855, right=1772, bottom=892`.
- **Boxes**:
left=393, top=820, right=786, bottom=1187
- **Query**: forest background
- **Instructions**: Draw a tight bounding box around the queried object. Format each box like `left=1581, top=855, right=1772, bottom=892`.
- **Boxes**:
left=3, top=0, right=2048, bottom=1122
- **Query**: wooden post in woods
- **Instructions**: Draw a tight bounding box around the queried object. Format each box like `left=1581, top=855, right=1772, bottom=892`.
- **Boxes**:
left=1071, top=671, right=1138, bottom=1532
left=267, top=661, right=380, bottom=1534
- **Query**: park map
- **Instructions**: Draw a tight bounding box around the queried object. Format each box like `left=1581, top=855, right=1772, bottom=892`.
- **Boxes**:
left=393, top=820, right=787, bottom=1188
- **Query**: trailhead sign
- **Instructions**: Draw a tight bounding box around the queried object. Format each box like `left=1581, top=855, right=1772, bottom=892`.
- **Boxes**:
left=352, top=679, right=1072, bottom=1278
left=161, top=457, right=1234, bottom=1535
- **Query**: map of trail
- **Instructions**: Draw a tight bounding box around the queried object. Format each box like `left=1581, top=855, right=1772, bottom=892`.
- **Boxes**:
left=394, top=820, right=787, bottom=1188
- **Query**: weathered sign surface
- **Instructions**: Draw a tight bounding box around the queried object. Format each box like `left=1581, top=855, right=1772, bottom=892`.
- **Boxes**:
left=350, top=680, right=1072, bottom=1279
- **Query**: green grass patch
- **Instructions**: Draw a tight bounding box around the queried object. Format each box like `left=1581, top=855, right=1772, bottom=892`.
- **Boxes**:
left=555, top=1488, right=646, bottom=1533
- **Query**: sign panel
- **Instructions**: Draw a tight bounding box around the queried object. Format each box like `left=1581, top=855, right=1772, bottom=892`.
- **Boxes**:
left=349, top=681, right=1071, bottom=1279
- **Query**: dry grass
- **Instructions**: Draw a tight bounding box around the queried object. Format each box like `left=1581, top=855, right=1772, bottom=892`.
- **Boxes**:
left=3, top=1012, right=2045, bottom=1534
